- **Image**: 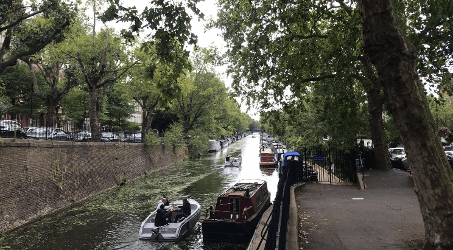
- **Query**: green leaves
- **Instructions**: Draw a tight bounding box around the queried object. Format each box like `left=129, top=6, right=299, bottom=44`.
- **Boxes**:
left=163, top=122, right=185, bottom=149
left=0, top=0, right=78, bottom=73
left=216, top=0, right=368, bottom=148
left=100, top=0, right=201, bottom=70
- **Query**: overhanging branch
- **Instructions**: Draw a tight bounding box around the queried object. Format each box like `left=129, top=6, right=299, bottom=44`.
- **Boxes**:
left=299, top=73, right=337, bottom=83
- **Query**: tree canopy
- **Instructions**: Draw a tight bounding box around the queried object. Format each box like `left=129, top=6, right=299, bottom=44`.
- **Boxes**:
left=216, top=0, right=453, bottom=248
left=0, top=0, right=78, bottom=73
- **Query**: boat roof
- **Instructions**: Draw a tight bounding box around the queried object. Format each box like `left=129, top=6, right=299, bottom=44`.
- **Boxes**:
left=220, top=180, right=266, bottom=198
left=261, top=148, right=273, bottom=153
left=284, top=151, right=300, bottom=157
left=283, top=151, right=301, bottom=166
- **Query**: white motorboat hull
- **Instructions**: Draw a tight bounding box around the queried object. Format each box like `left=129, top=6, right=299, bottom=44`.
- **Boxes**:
left=224, top=157, right=242, bottom=167
left=225, top=161, right=241, bottom=167
left=139, top=198, right=201, bottom=241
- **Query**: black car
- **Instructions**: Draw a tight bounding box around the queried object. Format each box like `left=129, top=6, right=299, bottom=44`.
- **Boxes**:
left=0, top=120, right=27, bottom=138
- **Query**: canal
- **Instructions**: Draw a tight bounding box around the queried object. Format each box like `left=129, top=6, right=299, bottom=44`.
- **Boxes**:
left=0, top=133, right=279, bottom=250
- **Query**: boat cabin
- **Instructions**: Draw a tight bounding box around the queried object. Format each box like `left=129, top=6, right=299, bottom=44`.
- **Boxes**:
left=210, top=180, right=269, bottom=221
left=260, top=148, right=275, bottom=167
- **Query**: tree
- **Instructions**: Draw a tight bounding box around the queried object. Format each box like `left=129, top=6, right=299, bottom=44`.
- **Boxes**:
left=100, top=0, right=202, bottom=97
left=119, top=45, right=189, bottom=136
left=173, top=71, right=227, bottom=135
left=0, top=63, right=46, bottom=120
left=0, top=0, right=77, bottom=73
left=428, top=95, right=453, bottom=135
left=216, top=0, right=453, bottom=247
left=312, top=77, right=370, bottom=149
left=102, top=85, right=135, bottom=129
left=60, top=86, right=90, bottom=129
left=214, top=0, right=392, bottom=169
left=63, top=27, right=133, bottom=140
left=359, top=0, right=453, bottom=249
left=23, top=39, right=81, bottom=126
left=0, top=82, right=12, bottom=115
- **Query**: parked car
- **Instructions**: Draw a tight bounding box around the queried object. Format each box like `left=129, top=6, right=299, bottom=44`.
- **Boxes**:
left=389, top=147, right=410, bottom=170
left=27, top=127, right=71, bottom=141
left=128, top=132, right=143, bottom=143
left=72, top=130, right=92, bottom=141
left=445, top=151, right=453, bottom=169
left=0, top=120, right=27, bottom=138
left=100, top=132, right=121, bottom=142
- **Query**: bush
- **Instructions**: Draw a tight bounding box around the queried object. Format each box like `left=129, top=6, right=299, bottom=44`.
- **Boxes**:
left=163, top=123, right=186, bottom=149
left=186, top=129, right=210, bottom=157
left=145, top=131, right=161, bottom=149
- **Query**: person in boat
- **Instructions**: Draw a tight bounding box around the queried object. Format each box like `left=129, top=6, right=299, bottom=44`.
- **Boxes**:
left=174, top=198, right=191, bottom=222
left=163, top=195, right=170, bottom=206
left=155, top=204, right=169, bottom=226
left=156, top=195, right=171, bottom=211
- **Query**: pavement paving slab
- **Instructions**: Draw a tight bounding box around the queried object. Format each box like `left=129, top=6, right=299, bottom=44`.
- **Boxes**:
left=295, top=169, right=424, bottom=250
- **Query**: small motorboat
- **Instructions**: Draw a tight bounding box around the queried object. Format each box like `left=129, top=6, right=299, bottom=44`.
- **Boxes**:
left=139, top=197, right=201, bottom=241
left=201, top=179, right=271, bottom=243
left=225, top=155, right=242, bottom=167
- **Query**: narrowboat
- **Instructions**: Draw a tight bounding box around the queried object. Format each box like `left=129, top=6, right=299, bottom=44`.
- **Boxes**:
left=201, top=179, right=271, bottom=243
left=260, top=148, right=276, bottom=168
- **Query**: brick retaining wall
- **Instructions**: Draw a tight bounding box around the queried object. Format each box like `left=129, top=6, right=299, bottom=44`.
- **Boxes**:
left=0, top=139, right=186, bottom=234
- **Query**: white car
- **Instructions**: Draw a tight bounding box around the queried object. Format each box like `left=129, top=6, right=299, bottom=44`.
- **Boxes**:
left=388, top=147, right=410, bottom=170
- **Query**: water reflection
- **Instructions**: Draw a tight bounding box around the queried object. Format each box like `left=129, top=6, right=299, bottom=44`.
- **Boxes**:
left=0, top=133, right=278, bottom=250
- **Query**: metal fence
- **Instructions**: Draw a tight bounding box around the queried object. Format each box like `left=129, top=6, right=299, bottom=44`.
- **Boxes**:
left=0, top=116, right=144, bottom=143
left=263, top=147, right=362, bottom=250
left=303, top=148, right=359, bottom=184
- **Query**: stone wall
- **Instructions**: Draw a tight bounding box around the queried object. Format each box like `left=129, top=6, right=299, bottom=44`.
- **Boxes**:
left=0, top=139, right=186, bottom=233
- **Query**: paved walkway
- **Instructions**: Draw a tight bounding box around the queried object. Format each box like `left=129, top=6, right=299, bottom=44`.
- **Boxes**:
left=293, top=169, right=424, bottom=250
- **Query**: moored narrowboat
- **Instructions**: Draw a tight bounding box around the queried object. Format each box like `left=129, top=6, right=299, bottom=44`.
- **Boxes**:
left=260, top=148, right=276, bottom=168
left=201, top=179, right=271, bottom=243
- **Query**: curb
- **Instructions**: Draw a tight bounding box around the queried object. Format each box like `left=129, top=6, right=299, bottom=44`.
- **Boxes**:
left=356, top=171, right=366, bottom=190
left=287, top=182, right=306, bottom=250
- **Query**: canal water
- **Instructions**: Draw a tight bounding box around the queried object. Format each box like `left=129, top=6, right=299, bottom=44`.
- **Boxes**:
left=0, top=133, right=279, bottom=250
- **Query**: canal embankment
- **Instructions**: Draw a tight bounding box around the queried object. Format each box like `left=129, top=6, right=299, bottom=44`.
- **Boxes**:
left=0, top=139, right=186, bottom=234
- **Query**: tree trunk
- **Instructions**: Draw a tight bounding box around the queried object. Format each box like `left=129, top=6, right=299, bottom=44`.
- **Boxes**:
left=46, top=100, right=58, bottom=127
left=142, top=99, right=159, bottom=135
left=359, top=0, right=453, bottom=249
left=142, top=107, right=154, bottom=135
left=89, top=88, right=101, bottom=141
left=366, top=87, right=392, bottom=169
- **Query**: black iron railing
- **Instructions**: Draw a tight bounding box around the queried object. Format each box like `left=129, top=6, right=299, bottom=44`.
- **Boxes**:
left=262, top=147, right=363, bottom=250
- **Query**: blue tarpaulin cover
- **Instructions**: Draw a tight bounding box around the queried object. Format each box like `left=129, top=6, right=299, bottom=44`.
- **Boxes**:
left=282, top=151, right=300, bottom=167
